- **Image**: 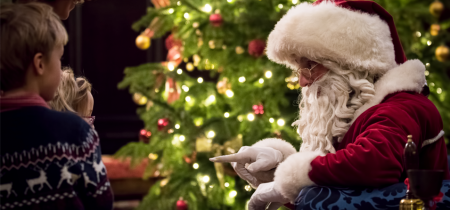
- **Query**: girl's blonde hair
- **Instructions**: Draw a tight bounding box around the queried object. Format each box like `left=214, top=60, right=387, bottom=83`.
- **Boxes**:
left=49, top=67, right=92, bottom=115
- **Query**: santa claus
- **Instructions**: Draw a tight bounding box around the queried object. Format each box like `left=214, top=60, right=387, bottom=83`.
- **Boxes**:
left=210, top=0, right=450, bottom=209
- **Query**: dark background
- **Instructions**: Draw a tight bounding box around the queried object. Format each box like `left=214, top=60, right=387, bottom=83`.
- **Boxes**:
left=61, top=0, right=165, bottom=154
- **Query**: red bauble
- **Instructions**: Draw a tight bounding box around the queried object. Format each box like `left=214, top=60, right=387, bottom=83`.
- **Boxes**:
left=139, top=129, right=152, bottom=143
left=176, top=199, right=188, bottom=210
left=209, top=14, right=223, bottom=27
left=253, top=104, right=264, bottom=115
left=165, top=34, right=182, bottom=50
left=248, top=39, right=266, bottom=57
left=157, top=118, right=170, bottom=131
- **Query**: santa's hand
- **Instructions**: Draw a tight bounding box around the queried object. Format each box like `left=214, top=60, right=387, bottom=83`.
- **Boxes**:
left=248, top=182, right=289, bottom=210
left=209, top=146, right=283, bottom=187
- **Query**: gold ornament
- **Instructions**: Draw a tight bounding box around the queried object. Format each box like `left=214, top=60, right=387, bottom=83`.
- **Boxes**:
left=186, top=62, right=195, bottom=71
left=217, top=78, right=231, bottom=94
left=285, top=73, right=300, bottom=90
left=135, top=35, right=151, bottom=50
left=429, top=0, right=444, bottom=18
left=430, top=24, right=441, bottom=36
left=133, top=93, right=148, bottom=105
left=235, top=46, right=245, bottom=54
left=436, top=45, right=449, bottom=62
left=146, top=100, right=154, bottom=110
left=196, top=136, right=212, bottom=152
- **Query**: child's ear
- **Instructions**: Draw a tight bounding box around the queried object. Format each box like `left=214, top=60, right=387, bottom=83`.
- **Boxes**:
left=32, top=52, right=45, bottom=76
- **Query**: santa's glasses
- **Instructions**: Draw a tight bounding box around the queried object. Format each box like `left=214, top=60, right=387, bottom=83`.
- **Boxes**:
left=295, top=61, right=319, bottom=80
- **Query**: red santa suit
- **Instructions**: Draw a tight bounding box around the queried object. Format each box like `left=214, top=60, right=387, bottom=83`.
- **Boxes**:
left=251, top=0, right=450, bottom=203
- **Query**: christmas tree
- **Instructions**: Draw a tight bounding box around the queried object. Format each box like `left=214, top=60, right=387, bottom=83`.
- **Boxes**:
left=116, top=0, right=450, bottom=209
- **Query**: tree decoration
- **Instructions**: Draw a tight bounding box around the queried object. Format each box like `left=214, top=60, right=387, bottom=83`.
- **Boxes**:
left=248, top=39, right=266, bottom=57
left=186, top=63, right=195, bottom=71
left=235, top=46, right=245, bottom=54
left=176, top=198, right=188, bottom=210
left=436, top=45, right=449, bottom=62
left=157, top=118, right=170, bottom=131
left=165, top=77, right=181, bottom=104
left=209, top=40, right=216, bottom=49
left=139, top=129, right=152, bottom=143
left=135, top=35, right=150, bottom=50
left=286, top=73, right=300, bottom=90
left=133, top=93, right=148, bottom=105
left=430, top=24, right=440, bottom=36
left=151, top=0, right=170, bottom=9
left=217, top=78, right=231, bottom=94
left=167, top=47, right=182, bottom=67
left=209, top=14, right=223, bottom=27
left=196, top=136, right=212, bottom=152
left=252, top=104, right=264, bottom=115
left=165, top=34, right=183, bottom=50
left=429, top=0, right=444, bottom=17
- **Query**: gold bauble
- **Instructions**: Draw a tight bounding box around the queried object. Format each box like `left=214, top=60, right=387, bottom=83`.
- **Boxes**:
left=135, top=35, right=151, bottom=50
left=133, top=93, right=148, bottom=105
left=235, top=46, right=245, bottom=54
left=435, top=45, right=449, bottom=62
left=429, top=1, right=444, bottom=18
left=430, top=24, right=441, bottom=36
left=186, top=62, right=195, bottom=71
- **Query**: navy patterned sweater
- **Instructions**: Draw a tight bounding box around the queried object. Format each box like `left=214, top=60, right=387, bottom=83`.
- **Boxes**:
left=0, top=106, right=113, bottom=210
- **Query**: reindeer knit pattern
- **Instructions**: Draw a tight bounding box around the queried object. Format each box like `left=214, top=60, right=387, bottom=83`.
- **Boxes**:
left=0, top=106, right=113, bottom=210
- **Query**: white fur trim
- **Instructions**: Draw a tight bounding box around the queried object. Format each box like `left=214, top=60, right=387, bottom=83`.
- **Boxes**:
left=273, top=151, right=323, bottom=202
left=422, top=130, right=445, bottom=148
left=252, top=138, right=297, bottom=161
left=267, top=1, right=397, bottom=75
left=352, top=60, right=426, bottom=121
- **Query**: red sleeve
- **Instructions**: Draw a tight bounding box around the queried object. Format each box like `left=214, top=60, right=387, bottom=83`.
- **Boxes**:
left=309, top=106, right=418, bottom=187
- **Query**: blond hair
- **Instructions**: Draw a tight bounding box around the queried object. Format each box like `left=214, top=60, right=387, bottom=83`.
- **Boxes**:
left=0, top=3, right=68, bottom=91
left=49, top=68, right=92, bottom=115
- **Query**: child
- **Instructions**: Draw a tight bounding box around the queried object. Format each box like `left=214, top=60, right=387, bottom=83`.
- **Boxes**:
left=49, top=68, right=95, bottom=127
left=0, top=3, right=113, bottom=210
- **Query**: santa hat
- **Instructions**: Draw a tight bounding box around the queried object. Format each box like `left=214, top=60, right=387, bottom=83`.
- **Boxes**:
left=266, top=0, right=407, bottom=76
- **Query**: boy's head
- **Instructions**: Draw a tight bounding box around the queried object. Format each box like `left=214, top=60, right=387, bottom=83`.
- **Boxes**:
left=0, top=3, right=68, bottom=101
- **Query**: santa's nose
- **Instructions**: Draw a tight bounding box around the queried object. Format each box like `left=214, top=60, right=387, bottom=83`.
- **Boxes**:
left=299, top=74, right=312, bottom=87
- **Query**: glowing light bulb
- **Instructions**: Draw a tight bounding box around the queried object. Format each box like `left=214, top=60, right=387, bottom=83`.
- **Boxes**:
left=425, top=71, right=429, bottom=76
left=202, top=175, right=210, bottom=183
left=415, top=31, right=421, bottom=37
left=168, top=8, right=174, bottom=14
left=244, top=185, right=252, bottom=191
left=177, top=69, right=183, bottom=74
left=247, top=113, right=255, bottom=121
left=207, top=131, right=215, bottom=138
left=224, top=182, right=230, bottom=187
left=427, top=40, right=432, bottom=46
left=177, top=1, right=181, bottom=5
left=198, top=77, right=204, bottom=83
left=148, top=153, right=158, bottom=160
left=182, top=85, right=189, bottom=92
left=185, top=96, right=191, bottom=102
left=292, top=0, right=298, bottom=4
left=179, top=135, right=185, bottom=141
left=227, top=0, right=232, bottom=2
left=265, top=71, right=272, bottom=78
left=269, top=118, right=275, bottom=123
left=203, top=4, right=212, bottom=12
left=229, top=190, right=237, bottom=198
left=224, top=112, right=230, bottom=118
left=193, top=163, right=199, bottom=169
left=175, top=124, right=180, bottom=129
left=239, top=77, right=246, bottom=83
left=226, top=90, right=234, bottom=97
left=426, top=63, right=430, bottom=67
left=277, top=119, right=285, bottom=126
left=437, top=88, right=442, bottom=94
left=184, top=13, right=190, bottom=19
left=259, top=78, right=264, bottom=84
left=278, top=4, right=283, bottom=9
left=168, top=63, right=175, bottom=71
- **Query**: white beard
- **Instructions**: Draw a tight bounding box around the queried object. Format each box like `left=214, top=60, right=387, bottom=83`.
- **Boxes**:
left=293, top=71, right=364, bottom=153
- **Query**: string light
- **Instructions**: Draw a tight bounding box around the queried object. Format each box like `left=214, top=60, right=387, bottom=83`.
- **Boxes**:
left=224, top=112, right=230, bottom=118
left=239, top=76, right=246, bottom=83
left=244, top=185, right=252, bottom=191
left=202, top=175, right=210, bottom=183
left=427, top=40, right=432, bottom=46
left=148, top=153, right=158, bottom=160
left=265, top=71, right=272, bottom=78
left=426, top=63, right=430, bottom=67
left=415, top=31, right=421, bottom=37
left=269, top=118, right=274, bottom=123
left=437, top=88, right=442, bottom=94
left=168, top=8, right=174, bottom=14
left=292, top=0, right=298, bottom=4
left=259, top=78, right=264, bottom=84
left=182, top=85, right=189, bottom=92
left=209, top=185, right=214, bottom=188
left=247, top=113, right=255, bottom=121
left=185, top=96, right=192, bottom=102
left=175, top=124, right=180, bottom=129
left=184, top=13, right=190, bottom=19
left=207, top=131, right=215, bottom=138
left=179, top=135, right=186, bottom=141
left=193, top=163, right=199, bottom=169
left=227, top=0, right=232, bottom=2
left=177, top=69, right=183, bottom=74
left=177, top=1, right=181, bottom=5
left=206, top=95, right=215, bottom=104
left=226, top=90, right=234, bottom=97
left=431, top=83, right=435, bottom=87
left=277, top=119, right=285, bottom=126
left=203, top=4, right=212, bottom=12
left=425, top=71, right=429, bottom=76
left=198, top=77, right=204, bottom=83
left=168, top=63, right=175, bottom=71
left=278, top=4, right=283, bottom=9
left=237, top=115, right=243, bottom=122
left=229, top=190, right=237, bottom=198
left=224, top=182, right=230, bottom=187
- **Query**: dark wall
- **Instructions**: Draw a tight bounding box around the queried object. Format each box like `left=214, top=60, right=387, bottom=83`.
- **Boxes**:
left=61, top=0, right=164, bottom=154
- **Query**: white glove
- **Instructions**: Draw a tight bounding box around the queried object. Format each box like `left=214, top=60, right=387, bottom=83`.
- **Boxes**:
left=248, top=182, right=289, bottom=210
left=209, top=146, right=283, bottom=187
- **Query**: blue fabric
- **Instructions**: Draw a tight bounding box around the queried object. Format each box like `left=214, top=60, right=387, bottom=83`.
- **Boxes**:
left=295, top=180, right=450, bottom=210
